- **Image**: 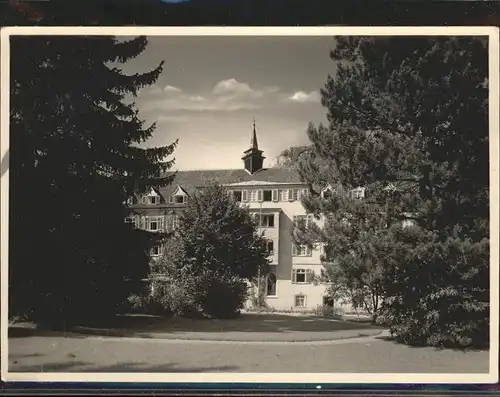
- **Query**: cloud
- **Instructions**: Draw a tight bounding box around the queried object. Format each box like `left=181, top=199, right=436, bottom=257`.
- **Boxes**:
left=212, top=78, right=255, bottom=96
left=163, top=85, right=183, bottom=94
left=188, top=95, right=207, bottom=102
left=143, top=84, right=183, bottom=96
left=140, top=79, right=270, bottom=113
left=288, top=90, right=321, bottom=103
left=139, top=79, right=320, bottom=115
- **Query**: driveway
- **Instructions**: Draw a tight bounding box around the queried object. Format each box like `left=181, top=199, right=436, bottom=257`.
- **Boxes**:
left=8, top=333, right=490, bottom=373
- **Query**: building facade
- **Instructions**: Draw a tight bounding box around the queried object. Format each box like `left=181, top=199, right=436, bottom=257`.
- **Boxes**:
left=127, top=124, right=362, bottom=312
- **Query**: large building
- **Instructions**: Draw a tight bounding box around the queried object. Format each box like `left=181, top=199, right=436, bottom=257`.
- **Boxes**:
left=127, top=123, right=363, bottom=312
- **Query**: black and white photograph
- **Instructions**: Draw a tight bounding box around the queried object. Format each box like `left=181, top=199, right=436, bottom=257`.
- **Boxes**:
left=1, top=26, right=498, bottom=384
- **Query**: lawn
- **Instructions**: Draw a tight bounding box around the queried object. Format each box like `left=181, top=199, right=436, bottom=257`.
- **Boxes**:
left=9, top=312, right=384, bottom=342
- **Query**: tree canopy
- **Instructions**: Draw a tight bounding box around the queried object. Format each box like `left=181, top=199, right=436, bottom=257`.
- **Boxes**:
left=149, top=183, right=269, bottom=318
left=9, top=31, right=177, bottom=327
left=291, top=36, right=489, bottom=347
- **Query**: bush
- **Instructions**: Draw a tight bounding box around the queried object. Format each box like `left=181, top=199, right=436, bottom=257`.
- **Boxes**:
left=200, top=276, right=248, bottom=319
left=378, top=236, right=489, bottom=348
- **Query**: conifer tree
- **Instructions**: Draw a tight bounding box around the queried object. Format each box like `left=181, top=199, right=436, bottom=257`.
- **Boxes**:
left=9, top=33, right=177, bottom=328
left=293, top=36, right=489, bottom=347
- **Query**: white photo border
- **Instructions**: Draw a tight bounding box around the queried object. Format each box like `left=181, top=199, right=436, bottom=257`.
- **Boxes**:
left=1, top=26, right=498, bottom=385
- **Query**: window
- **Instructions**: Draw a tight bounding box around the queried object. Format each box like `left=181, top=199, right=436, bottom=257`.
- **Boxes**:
left=352, top=188, right=365, bottom=199
left=272, top=189, right=279, bottom=202
left=292, top=269, right=309, bottom=283
left=141, top=196, right=147, bottom=204
left=322, top=189, right=333, bottom=199
left=297, top=189, right=308, bottom=200
left=320, top=269, right=333, bottom=283
left=267, top=273, right=277, bottom=296
left=265, top=240, right=274, bottom=256
left=172, top=215, right=180, bottom=230
left=126, top=197, right=135, bottom=205
left=292, top=244, right=312, bottom=257
left=288, top=188, right=295, bottom=201
left=294, top=294, right=306, bottom=308
left=249, top=190, right=259, bottom=202
left=323, top=296, right=334, bottom=307
left=233, top=191, right=242, bottom=202
left=279, top=189, right=289, bottom=201
left=293, top=215, right=312, bottom=229
left=146, top=216, right=163, bottom=232
left=263, top=190, right=272, bottom=202
left=150, top=245, right=163, bottom=257
left=125, top=217, right=136, bottom=226
left=174, top=195, right=186, bottom=204
left=149, top=196, right=160, bottom=205
left=242, top=190, right=249, bottom=202
left=149, top=219, right=158, bottom=231
left=259, top=214, right=274, bottom=227
left=402, top=219, right=416, bottom=228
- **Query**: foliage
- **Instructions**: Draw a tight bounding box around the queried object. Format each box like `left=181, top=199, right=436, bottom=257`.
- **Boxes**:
left=290, top=36, right=489, bottom=347
left=148, top=183, right=269, bottom=318
left=8, top=26, right=177, bottom=328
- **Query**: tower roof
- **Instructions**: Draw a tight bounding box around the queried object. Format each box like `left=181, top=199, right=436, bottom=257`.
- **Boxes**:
left=250, top=119, right=258, bottom=150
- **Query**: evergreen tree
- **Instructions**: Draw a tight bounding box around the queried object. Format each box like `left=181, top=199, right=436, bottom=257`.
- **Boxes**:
left=149, top=183, right=269, bottom=318
left=9, top=33, right=177, bottom=328
left=293, top=36, right=489, bottom=347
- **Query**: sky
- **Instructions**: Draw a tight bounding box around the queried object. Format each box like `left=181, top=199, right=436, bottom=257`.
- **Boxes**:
left=123, top=36, right=337, bottom=171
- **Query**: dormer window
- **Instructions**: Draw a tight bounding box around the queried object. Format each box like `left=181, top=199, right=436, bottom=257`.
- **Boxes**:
left=169, top=186, right=189, bottom=205
left=321, top=187, right=334, bottom=199
left=174, top=195, right=186, bottom=204
left=126, top=197, right=135, bottom=206
left=140, top=188, right=161, bottom=205
left=149, top=196, right=160, bottom=205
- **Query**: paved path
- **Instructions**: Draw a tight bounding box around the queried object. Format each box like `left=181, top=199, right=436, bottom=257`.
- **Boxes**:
left=8, top=334, right=489, bottom=373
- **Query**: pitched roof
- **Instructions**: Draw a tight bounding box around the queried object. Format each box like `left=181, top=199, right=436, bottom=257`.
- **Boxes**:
left=158, top=167, right=304, bottom=197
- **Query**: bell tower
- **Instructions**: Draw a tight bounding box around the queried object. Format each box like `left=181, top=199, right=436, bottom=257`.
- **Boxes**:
left=242, top=120, right=265, bottom=174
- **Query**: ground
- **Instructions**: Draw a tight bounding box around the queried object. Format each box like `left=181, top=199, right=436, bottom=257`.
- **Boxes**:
left=8, top=313, right=489, bottom=373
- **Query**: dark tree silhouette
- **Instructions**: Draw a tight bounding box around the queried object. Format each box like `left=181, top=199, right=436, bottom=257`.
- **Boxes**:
left=9, top=32, right=177, bottom=328
left=289, top=36, right=489, bottom=348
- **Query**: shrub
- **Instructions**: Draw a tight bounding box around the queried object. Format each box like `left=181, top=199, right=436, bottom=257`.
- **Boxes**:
left=200, top=276, right=248, bottom=319
left=378, top=236, right=489, bottom=348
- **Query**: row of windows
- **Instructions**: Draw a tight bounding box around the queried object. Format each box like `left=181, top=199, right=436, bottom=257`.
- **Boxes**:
left=127, top=196, right=163, bottom=206
left=128, top=194, right=188, bottom=206
left=127, top=214, right=314, bottom=257
left=125, top=215, right=180, bottom=232
left=251, top=213, right=314, bottom=230
left=147, top=239, right=310, bottom=259
left=229, top=188, right=309, bottom=203
left=130, top=186, right=366, bottom=207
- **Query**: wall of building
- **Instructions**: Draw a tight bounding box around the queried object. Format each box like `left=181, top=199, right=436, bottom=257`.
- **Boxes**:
left=237, top=183, right=336, bottom=311
left=132, top=182, right=359, bottom=312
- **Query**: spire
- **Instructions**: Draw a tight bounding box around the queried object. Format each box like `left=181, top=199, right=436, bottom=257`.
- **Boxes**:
left=242, top=119, right=265, bottom=174
left=251, top=119, right=259, bottom=150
